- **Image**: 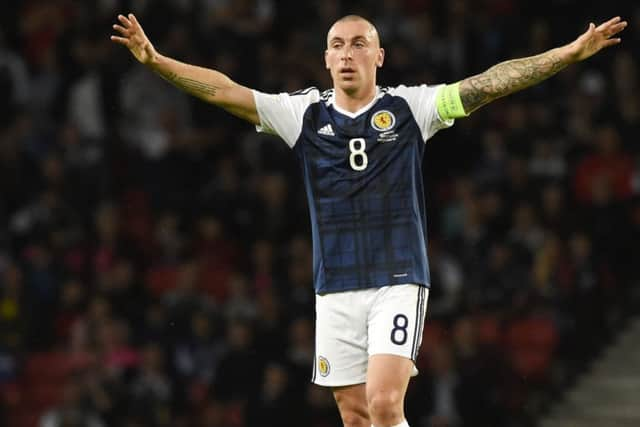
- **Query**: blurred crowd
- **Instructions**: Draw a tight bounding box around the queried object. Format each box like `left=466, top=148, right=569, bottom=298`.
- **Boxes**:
left=1, top=0, right=639, bottom=426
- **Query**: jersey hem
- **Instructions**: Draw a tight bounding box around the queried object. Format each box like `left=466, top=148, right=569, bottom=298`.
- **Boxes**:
left=315, top=281, right=430, bottom=296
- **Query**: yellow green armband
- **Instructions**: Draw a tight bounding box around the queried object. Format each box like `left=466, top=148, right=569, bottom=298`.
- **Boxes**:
left=435, top=82, right=469, bottom=120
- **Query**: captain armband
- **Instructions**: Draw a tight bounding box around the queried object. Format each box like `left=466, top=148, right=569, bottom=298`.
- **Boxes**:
left=435, top=82, right=469, bottom=120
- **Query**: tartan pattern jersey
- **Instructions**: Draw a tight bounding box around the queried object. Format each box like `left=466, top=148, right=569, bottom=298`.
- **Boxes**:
left=253, top=85, right=454, bottom=293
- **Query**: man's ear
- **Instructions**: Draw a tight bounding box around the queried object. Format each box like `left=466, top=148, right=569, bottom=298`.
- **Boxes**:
left=377, top=48, right=385, bottom=67
left=325, top=50, right=330, bottom=69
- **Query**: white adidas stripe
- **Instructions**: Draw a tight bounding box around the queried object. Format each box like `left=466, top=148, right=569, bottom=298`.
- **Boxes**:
left=317, top=124, right=335, bottom=136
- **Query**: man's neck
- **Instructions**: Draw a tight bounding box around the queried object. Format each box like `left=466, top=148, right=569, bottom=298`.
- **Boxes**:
left=333, top=85, right=378, bottom=114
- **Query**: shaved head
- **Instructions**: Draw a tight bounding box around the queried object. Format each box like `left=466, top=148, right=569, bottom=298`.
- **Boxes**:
left=327, top=15, right=381, bottom=48
left=324, top=14, right=384, bottom=101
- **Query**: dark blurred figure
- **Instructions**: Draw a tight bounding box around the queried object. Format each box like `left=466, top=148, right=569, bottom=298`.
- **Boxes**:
left=246, top=362, right=302, bottom=427
left=212, top=318, right=262, bottom=402
left=128, top=343, right=173, bottom=426
left=409, top=342, right=462, bottom=427
left=39, top=373, right=106, bottom=427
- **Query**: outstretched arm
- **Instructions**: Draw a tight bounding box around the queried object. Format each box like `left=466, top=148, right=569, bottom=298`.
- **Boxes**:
left=111, top=13, right=259, bottom=124
left=437, top=17, right=627, bottom=119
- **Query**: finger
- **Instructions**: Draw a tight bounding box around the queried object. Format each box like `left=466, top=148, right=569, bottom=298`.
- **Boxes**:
left=596, top=21, right=627, bottom=38
left=603, top=38, right=622, bottom=47
left=129, top=13, right=141, bottom=27
left=609, top=21, right=628, bottom=35
left=110, top=35, right=130, bottom=46
left=118, top=14, right=132, bottom=27
left=606, top=16, right=622, bottom=25
left=596, top=16, right=621, bottom=32
left=112, top=24, right=129, bottom=36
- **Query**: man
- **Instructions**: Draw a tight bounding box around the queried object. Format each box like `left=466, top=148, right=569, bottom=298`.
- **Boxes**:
left=111, top=12, right=626, bottom=427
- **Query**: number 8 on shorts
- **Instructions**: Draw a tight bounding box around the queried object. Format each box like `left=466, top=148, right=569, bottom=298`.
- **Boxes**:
left=313, top=284, right=429, bottom=387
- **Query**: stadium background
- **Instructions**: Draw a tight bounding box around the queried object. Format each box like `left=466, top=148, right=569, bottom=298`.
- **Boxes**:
left=0, top=0, right=639, bottom=426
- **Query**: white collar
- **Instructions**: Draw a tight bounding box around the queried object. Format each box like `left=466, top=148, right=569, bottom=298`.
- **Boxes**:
left=328, top=87, right=382, bottom=118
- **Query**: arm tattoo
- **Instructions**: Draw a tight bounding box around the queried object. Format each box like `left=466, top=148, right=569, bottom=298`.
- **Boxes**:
left=163, top=72, right=221, bottom=98
left=459, top=49, right=567, bottom=113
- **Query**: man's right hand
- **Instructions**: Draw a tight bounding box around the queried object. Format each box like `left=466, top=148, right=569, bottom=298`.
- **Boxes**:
left=111, top=13, right=157, bottom=65
left=109, top=12, right=259, bottom=125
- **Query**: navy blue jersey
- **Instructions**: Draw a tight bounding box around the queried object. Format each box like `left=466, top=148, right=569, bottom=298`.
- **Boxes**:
left=254, top=85, right=454, bottom=294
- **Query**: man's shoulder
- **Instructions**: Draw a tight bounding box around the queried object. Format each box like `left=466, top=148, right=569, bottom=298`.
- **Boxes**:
left=319, top=88, right=333, bottom=102
left=282, top=86, right=326, bottom=109
left=289, top=86, right=321, bottom=97
left=286, top=87, right=335, bottom=113
left=382, top=84, right=444, bottom=108
left=383, top=83, right=435, bottom=95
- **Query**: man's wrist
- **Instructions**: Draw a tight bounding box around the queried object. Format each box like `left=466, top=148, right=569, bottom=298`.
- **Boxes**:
left=147, top=49, right=163, bottom=68
left=556, top=44, right=580, bottom=65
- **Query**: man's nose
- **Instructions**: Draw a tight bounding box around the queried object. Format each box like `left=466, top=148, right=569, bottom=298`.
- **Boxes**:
left=341, top=46, right=353, bottom=60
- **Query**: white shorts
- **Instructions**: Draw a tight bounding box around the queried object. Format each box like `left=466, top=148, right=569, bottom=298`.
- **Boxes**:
left=312, top=284, right=429, bottom=387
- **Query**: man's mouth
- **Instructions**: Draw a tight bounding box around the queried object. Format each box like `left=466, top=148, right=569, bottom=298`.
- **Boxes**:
left=339, top=67, right=355, bottom=74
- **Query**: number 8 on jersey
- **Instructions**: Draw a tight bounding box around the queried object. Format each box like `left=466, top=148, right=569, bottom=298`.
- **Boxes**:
left=349, top=137, right=368, bottom=171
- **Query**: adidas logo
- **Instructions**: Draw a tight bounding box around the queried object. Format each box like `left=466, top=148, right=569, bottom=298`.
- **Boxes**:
left=317, top=124, right=335, bottom=136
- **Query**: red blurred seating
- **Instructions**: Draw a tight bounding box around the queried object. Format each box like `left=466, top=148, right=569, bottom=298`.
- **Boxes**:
left=145, top=265, right=179, bottom=296
left=504, top=315, right=559, bottom=381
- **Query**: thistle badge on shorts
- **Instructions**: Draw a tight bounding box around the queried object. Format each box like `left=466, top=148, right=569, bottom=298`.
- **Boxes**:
left=318, top=356, right=331, bottom=377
